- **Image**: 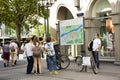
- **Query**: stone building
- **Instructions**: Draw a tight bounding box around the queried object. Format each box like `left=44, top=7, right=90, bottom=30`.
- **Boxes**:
left=49, top=0, right=120, bottom=65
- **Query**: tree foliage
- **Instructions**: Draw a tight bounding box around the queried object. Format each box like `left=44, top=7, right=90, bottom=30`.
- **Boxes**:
left=0, top=0, right=46, bottom=44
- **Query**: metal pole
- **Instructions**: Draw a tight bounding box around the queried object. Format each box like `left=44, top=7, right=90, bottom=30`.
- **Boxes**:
left=37, top=0, right=40, bottom=36
left=46, top=6, right=49, bottom=36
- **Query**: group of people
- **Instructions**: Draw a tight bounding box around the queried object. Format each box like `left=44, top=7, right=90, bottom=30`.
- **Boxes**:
left=24, top=35, right=58, bottom=75
left=1, top=39, right=19, bottom=67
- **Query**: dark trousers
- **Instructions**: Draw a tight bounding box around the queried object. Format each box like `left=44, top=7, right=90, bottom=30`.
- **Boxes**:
left=26, top=56, right=34, bottom=74
left=92, top=51, right=99, bottom=68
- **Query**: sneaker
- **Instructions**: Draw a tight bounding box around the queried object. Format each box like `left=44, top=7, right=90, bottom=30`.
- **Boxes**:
left=54, top=71, right=58, bottom=75
left=49, top=72, right=53, bottom=75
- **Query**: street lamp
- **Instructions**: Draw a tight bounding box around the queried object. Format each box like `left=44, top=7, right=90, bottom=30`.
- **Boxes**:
left=39, top=0, right=55, bottom=36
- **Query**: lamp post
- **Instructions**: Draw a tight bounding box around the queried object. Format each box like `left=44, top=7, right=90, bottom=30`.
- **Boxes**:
left=39, top=0, right=55, bottom=36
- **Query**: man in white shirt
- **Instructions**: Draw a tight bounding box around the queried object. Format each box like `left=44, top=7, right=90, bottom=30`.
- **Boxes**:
left=92, top=33, right=101, bottom=68
left=24, top=38, right=34, bottom=74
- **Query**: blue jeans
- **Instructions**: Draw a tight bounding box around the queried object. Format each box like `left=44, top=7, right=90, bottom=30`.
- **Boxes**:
left=92, top=51, right=99, bottom=68
left=47, top=54, right=57, bottom=71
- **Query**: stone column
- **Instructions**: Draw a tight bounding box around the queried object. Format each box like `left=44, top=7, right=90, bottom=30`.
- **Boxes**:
left=111, top=0, right=120, bottom=65
left=112, top=14, right=120, bottom=65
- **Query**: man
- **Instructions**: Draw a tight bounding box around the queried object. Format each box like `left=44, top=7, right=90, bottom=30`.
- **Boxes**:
left=24, top=38, right=34, bottom=74
left=92, top=33, right=101, bottom=68
left=9, top=40, right=18, bottom=66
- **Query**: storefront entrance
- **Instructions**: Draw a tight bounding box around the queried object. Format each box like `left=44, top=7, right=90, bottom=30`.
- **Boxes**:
left=86, top=17, right=115, bottom=61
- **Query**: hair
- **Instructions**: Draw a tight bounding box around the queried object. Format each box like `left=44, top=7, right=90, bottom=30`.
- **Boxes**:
left=33, top=36, right=40, bottom=45
left=96, top=33, right=99, bottom=37
left=31, top=35, right=36, bottom=41
left=46, top=36, right=51, bottom=42
left=26, top=38, right=31, bottom=43
left=5, top=40, right=9, bottom=44
left=39, top=37, right=43, bottom=41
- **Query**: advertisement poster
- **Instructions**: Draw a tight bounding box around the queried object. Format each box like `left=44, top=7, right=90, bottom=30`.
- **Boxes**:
left=59, top=18, right=84, bottom=45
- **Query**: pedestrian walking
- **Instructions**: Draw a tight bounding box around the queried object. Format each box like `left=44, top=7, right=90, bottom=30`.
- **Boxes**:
left=2, top=41, right=10, bottom=67
left=44, top=36, right=58, bottom=75
left=92, top=33, right=101, bottom=68
left=24, top=38, right=34, bottom=74
left=9, top=40, right=18, bottom=66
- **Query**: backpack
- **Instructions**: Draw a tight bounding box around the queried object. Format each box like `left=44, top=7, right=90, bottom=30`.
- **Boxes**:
left=32, top=45, right=42, bottom=57
left=11, top=46, right=15, bottom=52
left=88, top=40, right=93, bottom=51
left=46, top=43, right=55, bottom=56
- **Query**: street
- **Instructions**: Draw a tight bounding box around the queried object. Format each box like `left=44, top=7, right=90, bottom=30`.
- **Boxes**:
left=0, top=56, right=120, bottom=80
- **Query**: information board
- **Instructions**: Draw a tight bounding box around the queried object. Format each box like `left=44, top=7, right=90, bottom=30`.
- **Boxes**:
left=59, top=18, right=84, bottom=45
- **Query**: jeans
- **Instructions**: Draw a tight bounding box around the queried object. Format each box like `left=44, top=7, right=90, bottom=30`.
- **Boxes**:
left=92, top=51, right=99, bottom=68
left=27, top=56, right=34, bottom=74
left=47, top=54, right=57, bottom=71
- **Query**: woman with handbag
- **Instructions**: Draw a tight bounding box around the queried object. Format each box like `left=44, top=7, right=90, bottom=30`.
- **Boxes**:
left=2, top=41, right=10, bottom=67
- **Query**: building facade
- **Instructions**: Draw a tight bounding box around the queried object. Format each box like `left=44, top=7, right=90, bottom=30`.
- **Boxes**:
left=49, top=0, right=120, bottom=65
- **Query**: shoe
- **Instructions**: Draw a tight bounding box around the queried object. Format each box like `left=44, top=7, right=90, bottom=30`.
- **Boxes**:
left=26, top=72, right=31, bottom=74
left=4, top=63, right=6, bottom=67
left=54, top=71, right=58, bottom=75
left=49, top=72, right=53, bottom=75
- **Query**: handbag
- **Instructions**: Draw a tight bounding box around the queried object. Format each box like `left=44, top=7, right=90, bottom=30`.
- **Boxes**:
left=1, top=54, right=4, bottom=59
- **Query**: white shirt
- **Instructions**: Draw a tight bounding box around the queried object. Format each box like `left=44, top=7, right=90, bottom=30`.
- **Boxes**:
left=92, top=38, right=101, bottom=51
left=24, top=42, right=33, bottom=57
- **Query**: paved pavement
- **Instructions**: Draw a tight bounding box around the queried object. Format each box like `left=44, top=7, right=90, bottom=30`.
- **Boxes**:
left=0, top=55, right=120, bottom=80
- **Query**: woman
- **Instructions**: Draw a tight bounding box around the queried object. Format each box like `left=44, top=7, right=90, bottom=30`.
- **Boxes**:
left=3, top=41, right=10, bottom=67
left=44, top=36, right=58, bottom=75
left=32, top=36, right=43, bottom=74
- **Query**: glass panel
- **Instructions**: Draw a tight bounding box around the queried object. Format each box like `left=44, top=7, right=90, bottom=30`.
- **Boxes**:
left=100, top=18, right=115, bottom=57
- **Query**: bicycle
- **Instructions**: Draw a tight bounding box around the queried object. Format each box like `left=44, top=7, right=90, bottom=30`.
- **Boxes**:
left=74, top=51, right=98, bottom=74
left=56, top=52, right=70, bottom=70
left=54, top=44, right=70, bottom=70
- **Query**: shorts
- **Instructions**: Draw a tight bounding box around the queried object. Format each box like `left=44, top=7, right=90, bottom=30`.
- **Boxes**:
left=11, top=52, right=17, bottom=60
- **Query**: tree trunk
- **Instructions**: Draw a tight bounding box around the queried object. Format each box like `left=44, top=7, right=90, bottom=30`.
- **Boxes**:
left=16, top=23, right=21, bottom=47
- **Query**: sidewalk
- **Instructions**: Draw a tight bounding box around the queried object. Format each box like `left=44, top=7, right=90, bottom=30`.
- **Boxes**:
left=0, top=59, right=120, bottom=80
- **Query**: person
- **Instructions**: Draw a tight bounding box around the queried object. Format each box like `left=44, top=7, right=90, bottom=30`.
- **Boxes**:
left=24, top=38, right=34, bottom=74
left=44, top=36, right=58, bottom=75
left=14, top=39, right=21, bottom=65
left=32, top=36, right=43, bottom=74
left=106, top=30, right=114, bottom=56
left=9, top=40, right=18, bottom=66
left=2, top=41, right=10, bottom=67
left=92, top=33, right=101, bottom=68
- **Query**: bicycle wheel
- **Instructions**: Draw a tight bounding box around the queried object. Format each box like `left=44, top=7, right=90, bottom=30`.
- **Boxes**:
left=74, top=56, right=83, bottom=72
left=60, top=55, right=70, bottom=69
left=91, top=59, right=98, bottom=74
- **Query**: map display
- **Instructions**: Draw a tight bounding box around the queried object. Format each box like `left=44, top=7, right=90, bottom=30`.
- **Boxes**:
left=59, top=18, right=84, bottom=45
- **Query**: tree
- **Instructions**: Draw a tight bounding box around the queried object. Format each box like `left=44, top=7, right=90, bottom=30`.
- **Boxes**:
left=0, top=0, right=46, bottom=44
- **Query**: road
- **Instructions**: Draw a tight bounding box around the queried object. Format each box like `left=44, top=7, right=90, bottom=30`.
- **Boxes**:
left=0, top=57, right=120, bottom=80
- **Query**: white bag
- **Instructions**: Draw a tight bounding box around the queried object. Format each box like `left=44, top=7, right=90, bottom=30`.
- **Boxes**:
left=82, top=57, right=91, bottom=66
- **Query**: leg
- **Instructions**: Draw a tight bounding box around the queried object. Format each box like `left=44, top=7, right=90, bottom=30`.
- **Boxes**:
left=93, top=51, right=99, bottom=68
left=38, top=57, right=42, bottom=73
left=52, top=55, right=58, bottom=75
left=33, top=57, right=37, bottom=73
left=52, top=55, right=57, bottom=70
left=26, top=56, right=34, bottom=74
left=47, top=56, right=52, bottom=72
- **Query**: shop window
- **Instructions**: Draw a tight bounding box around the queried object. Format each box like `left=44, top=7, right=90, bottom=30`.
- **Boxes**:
left=100, top=18, right=115, bottom=57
